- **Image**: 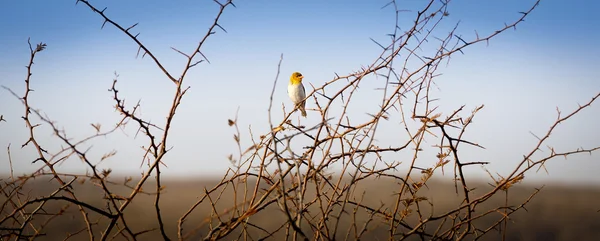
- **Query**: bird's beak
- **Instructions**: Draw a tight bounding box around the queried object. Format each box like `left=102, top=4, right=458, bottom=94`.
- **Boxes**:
left=299, top=76, right=304, bottom=79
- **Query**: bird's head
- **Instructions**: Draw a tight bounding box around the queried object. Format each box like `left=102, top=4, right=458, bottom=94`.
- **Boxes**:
left=290, top=72, right=304, bottom=85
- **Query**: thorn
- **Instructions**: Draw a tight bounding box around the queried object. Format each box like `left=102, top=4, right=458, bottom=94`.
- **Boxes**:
left=370, top=38, right=386, bottom=50
left=136, top=46, right=142, bottom=59
left=216, top=23, right=228, bottom=33
left=381, top=1, right=393, bottom=9
left=198, top=51, right=211, bottom=64
left=126, top=23, right=139, bottom=32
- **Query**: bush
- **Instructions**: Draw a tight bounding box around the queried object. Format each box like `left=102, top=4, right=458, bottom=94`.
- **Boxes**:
left=1, top=0, right=599, bottom=240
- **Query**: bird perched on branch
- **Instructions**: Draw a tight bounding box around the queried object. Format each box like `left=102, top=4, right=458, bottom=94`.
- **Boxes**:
left=288, top=72, right=307, bottom=117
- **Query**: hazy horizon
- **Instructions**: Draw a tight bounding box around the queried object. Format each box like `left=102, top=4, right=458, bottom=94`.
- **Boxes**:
left=1, top=0, right=599, bottom=185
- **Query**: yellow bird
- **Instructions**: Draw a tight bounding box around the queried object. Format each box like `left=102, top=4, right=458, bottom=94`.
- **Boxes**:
left=288, top=72, right=307, bottom=117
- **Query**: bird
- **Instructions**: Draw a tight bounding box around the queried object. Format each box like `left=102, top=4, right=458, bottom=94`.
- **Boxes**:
left=288, top=72, right=307, bottom=117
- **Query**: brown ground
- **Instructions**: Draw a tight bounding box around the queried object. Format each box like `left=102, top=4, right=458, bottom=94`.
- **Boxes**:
left=2, top=176, right=599, bottom=241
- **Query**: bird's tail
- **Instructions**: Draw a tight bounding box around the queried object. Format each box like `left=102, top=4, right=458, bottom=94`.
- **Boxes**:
left=298, top=101, right=307, bottom=117
left=299, top=106, right=307, bottom=117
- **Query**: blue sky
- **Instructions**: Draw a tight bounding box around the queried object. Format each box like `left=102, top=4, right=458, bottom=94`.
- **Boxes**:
left=1, top=0, right=599, bottom=185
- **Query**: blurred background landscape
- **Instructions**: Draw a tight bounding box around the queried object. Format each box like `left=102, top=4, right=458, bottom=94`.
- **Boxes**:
left=3, top=176, right=599, bottom=240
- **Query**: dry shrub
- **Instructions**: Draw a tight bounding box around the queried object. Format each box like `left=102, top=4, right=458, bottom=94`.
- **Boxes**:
left=1, top=0, right=599, bottom=240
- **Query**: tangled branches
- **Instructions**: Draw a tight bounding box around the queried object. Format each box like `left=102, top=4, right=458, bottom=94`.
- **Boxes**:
left=1, top=0, right=599, bottom=240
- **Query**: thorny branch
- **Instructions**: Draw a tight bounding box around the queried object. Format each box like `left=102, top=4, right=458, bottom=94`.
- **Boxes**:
left=2, top=0, right=599, bottom=240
